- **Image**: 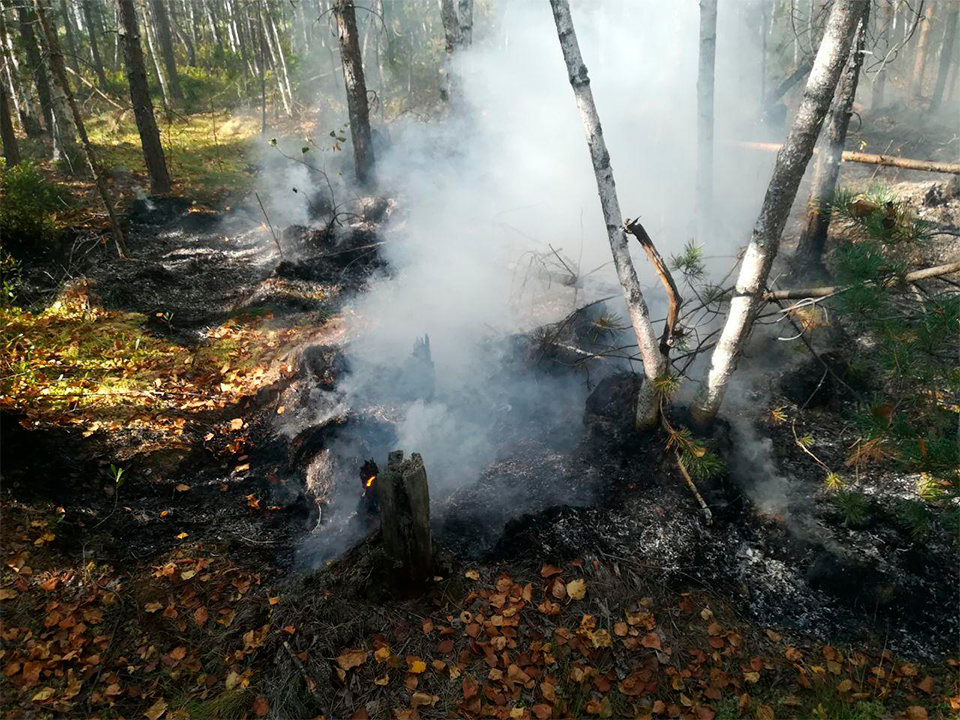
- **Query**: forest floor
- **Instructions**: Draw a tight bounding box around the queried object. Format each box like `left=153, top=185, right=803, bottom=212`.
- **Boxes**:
left=1, top=111, right=959, bottom=720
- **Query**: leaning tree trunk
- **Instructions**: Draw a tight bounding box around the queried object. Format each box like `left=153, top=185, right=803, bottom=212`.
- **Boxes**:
left=696, top=0, right=718, bottom=236
left=0, top=79, right=20, bottom=166
left=33, top=0, right=127, bottom=257
left=931, top=5, right=958, bottom=111
left=549, top=0, right=668, bottom=432
left=33, top=5, right=82, bottom=171
left=334, top=0, right=374, bottom=185
left=116, top=0, right=171, bottom=194
left=690, top=0, right=863, bottom=430
left=910, top=3, right=934, bottom=101
left=793, top=4, right=868, bottom=279
left=8, top=0, right=54, bottom=134
left=151, top=0, right=183, bottom=100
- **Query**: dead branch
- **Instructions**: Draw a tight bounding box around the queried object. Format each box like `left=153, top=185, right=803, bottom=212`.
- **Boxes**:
left=738, top=141, right=960, bottom=175
left=766, top=261, right=960, bottom=300
left=255, top=192, right=284, bottom=257
left=660, top=408, right=713, bottom=526
left=624, top=218, right=682, bottom=357
left=282, top=641, right=324, bottom=702
left=64, top=66, right=125, bottom=111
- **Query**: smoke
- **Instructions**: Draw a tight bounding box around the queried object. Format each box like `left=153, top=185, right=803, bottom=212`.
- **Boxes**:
left=288, top=0, right=788, bottom=566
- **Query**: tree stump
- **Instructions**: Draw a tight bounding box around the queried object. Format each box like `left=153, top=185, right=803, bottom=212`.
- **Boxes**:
left=377, top=451, right=433, bottom=590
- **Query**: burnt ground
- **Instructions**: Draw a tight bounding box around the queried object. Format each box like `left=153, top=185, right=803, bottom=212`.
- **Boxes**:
left=1, top=183, right=958, bottom=719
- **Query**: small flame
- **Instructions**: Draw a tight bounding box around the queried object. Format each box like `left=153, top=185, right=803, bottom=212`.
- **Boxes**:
left=365, top=475, right=376, bottom=488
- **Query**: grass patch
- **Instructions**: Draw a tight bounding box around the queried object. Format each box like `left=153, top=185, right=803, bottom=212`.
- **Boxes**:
left=0, top=285, right=321, bottom=436
left=86, top=110, right=261, bottom=203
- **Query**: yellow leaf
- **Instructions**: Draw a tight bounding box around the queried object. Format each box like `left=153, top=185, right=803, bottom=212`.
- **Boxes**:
left=225, top=671, right=240, bottom=691
left=31, top=687, right=55, bottom=702
left=374, top=674, right=389, bottom=686
left=566, top=578, right=586, bottom=600
left=374, top=646, right=391, bottom=663
left=175, top=532, right=188, bottom=540
left=464, top=569, right=479, bottom=580
left=744, top=671, right=760, bottom=683
left=0, top=588, right=18, bottom=600
left=268, top=596, right=280, bottom=605
left=180, top=570, right=196, bottom=580
left=230, top=418, right=243, bottom=430
left=144, top=602, right=163, bottom=613
left=175, top=484, right=190, bottom=492
left=407, top=657, right=427, bottom=674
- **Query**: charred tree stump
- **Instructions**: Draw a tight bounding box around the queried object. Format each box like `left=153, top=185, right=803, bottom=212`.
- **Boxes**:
left=377, top=451, right=432, bottom=590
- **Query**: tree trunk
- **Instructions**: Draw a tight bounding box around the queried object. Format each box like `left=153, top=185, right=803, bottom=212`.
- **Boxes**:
left=59, top=0, right=80, bottom=76
left=116, top=0, right=171, bottom=193
left=458, top=0, right=473, bottom=47
left=33, top=0, right=127, bottom=257
left=871, top=0, right=892, bottom=110
left=256, top=0, right=265, bottom=133
left=0, top=79, right=19, bottom=166
left=82, top=0, right=110, bottom=89
left=690, top=0, right=863, bottom=430
left=169, top=0, right=197, bottom=67
left=32, top=4, right=81, bottom=171
left=334, top=0, right=374, bottom=185
left=931, top=5, right=958, bottom=111
left=0, top=7, right=42, bottom=138
left=549, top=0, right=668, bottom=432
left=696, top=0, right=718, bottom=235
left=377, top=451, right=433, bottom=592
left=438, top=0, right=460, bottom=103
left=910, top=3, right=934, bottom=101
left=265, top=8, right=293, bottom=114
left=8, top=0, right=54, bottom=134
left=793, top=5, right=868, bottom=279
left=151, top=0, right=183, bottom=99
left=142, top=2, right=170, bottom=109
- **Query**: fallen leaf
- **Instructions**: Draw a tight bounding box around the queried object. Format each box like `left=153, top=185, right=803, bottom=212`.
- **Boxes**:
left=252, top=697, right=269, bottom=717
left=407, top=657, right=427, bottom=674
left=175, top=484, right=190, bottom=492
left=374, top=646, right=391, bottom=663
left=230, top=418, right=243, bottom=430
left=144, top=697, right=168, bottom=720
left=175, top=532, right=188, bottom=540
left=464, top=569, right=479, bottom=580
left=744, top=671, right=760, bottom=683
left=641, top=632, right=661, bottom=650
left=31, top=687, right=55, bottom=702
left=916, top=676, right=934, bottom=695
left=540, top=564, right=562, bottom=577
left=337, top=650, right=368, bottom=671
left=904, top=707, right=928, bottom=720
left=566, top=578, right=586, bottom=600
left=193, top=607, right=209, bottom=627
left=411, top=692, right=439, bottom=708
left=0, top=588, right=18, bottom=600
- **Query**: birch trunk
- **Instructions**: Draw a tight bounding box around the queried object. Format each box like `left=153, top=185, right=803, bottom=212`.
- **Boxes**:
left=0, top=8, right=43, bottom=138
left=151, top=0, right=183, bottom=99
left=33, top=0, right=127, bottom=257
left=59, top=0, right=80, bottom=76
left=8, top=0, right=54, bottom=134
left=690, top=0, right=863, bottom=430
left=142, top=2, right=170, bottom=109
left=458, top=0, right=473, bottom=47
left=117, top=0, right=171, bottom=194
left=696, top=0, right=718, bottom=235
left=794, top=5, right=868, bottom=279
left=33, top=7, right=81, bottom=171
left=549, top=0, right=668, bottom=432
left=334, top=0, right=374, bottom=185
left=871, top=0, right=892, bottom=110
left=266, top=9, right=293, bottom=114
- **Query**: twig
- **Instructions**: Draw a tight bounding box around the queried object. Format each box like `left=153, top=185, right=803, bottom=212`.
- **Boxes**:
left=255, top=192, right=284, bottom=257
left=660, top=406, right=713, bottom=525
left=766, top=261, right=960, bottom=299
left=283, top=641, right=325, bottom=702
left=624, top=218, right=682, bottom=357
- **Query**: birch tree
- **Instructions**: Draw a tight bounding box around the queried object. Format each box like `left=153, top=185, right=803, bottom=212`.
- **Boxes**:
left=931, top=5, right=958, bottom=111
left=549, top=0, right=668, bottom=432
left=696, top=0, right=717, bottom=234
left=33, top=0, right=127, bottom=257
left=690, top=0, right=864, bottom=430
left=794, top=4, right=868, bottom=279
left=0, top=79, right=19, bottom=166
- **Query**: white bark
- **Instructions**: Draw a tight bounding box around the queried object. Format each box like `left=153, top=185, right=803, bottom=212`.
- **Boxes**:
left=549, top=0, right=667, bottom=432
left=690, top=0, right=864, bottom=429
left=696, top=0, right=717, bottom=234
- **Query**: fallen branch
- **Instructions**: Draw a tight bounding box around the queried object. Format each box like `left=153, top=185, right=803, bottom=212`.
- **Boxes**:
left=766, top=261, right=960, bottom=300
left=282, top=641, right=324, bottom=702
left=65, top=66, right=125, bottom=111
left=624, top=218, right=682, bottom=357
left=738, top=140, right=960, bottom=175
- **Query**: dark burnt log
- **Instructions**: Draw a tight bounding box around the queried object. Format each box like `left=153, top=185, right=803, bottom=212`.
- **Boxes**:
left=376, top=451, right=433, bottom=590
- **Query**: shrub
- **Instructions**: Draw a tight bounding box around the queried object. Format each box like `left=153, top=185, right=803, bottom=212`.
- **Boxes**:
left=0, top=160, right=63, bottom=245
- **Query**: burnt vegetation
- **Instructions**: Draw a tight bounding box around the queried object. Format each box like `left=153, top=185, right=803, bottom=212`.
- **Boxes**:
left=0, top=1, right=959, bottom=719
